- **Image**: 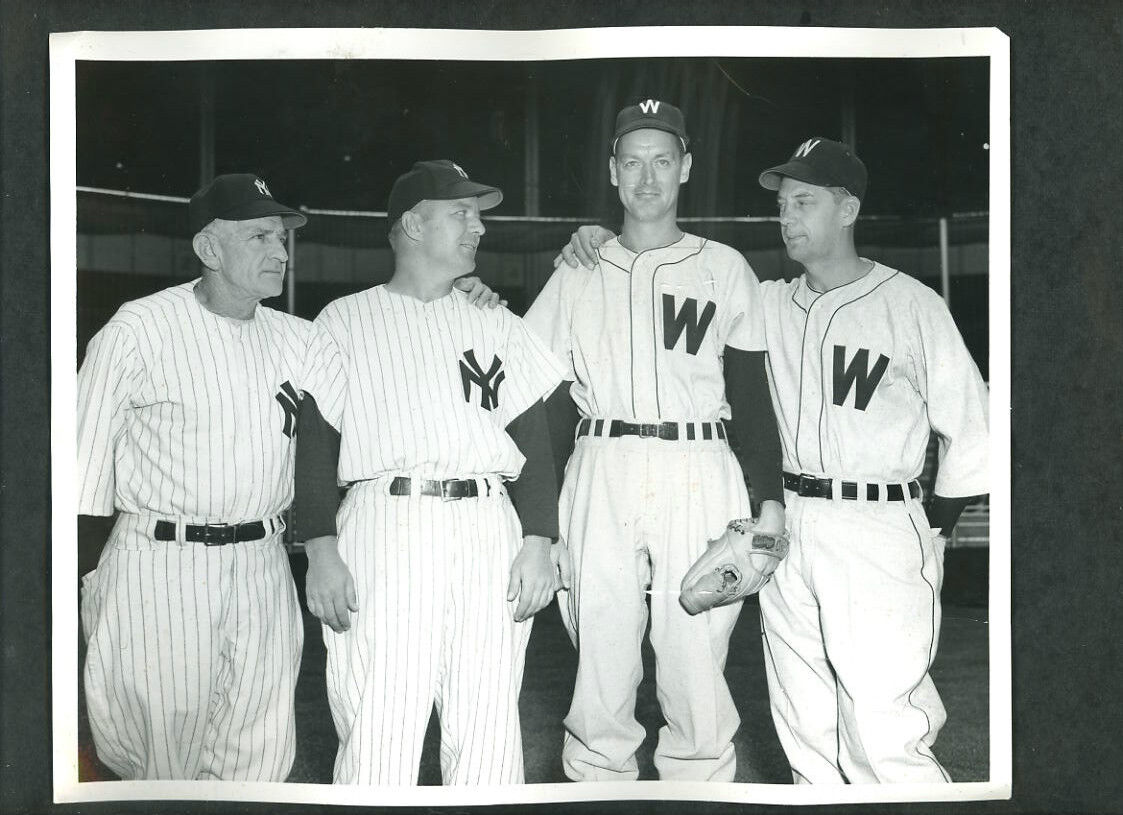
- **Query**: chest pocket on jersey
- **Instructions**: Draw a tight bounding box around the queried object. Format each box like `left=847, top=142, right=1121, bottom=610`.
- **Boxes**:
left=832, top=345, right=890, bottom=411
left=459, top=349, right=505, bottom=411
left=662, top=293, right=716, bottom=355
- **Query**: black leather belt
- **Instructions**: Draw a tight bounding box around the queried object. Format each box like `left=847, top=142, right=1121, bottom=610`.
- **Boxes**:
left=577, top=418, right=726, bottom=442
left=388, top=476, right=488, bottom=499
left=153, top=519, right=272, bottom=546
left=782, top=471, right=920, bottom=502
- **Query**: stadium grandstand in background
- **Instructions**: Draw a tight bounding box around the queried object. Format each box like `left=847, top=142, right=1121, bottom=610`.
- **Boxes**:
left=74, top=186, right=990, bottom=550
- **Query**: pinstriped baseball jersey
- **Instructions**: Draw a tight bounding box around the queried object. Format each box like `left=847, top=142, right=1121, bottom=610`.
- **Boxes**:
left=524, top=233, right=766, bottom=423
left=77, top=279, right=308, bottom=781
left=759, top=262, right=989, bottom=492
left=301, top=285, right=565, bottom=481
left=78, top=280, right=311, bottom=520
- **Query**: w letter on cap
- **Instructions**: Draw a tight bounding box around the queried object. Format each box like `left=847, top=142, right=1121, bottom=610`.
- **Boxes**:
left=639, top=99, right=661, bottom=114
left=451, top=162, right=469, bottom=179
left=794, top=139, right=821, bottom=158
left=254, top=178, right=271, bottom=197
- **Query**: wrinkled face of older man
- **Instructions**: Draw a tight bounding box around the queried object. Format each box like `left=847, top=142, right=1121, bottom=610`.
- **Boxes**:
left=199, top=215, right=289, bottom=302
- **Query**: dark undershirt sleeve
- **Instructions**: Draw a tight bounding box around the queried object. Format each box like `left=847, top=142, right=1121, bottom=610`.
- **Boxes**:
left=925, top=494, right=976, bottom=536
left=293, top=393, right=343, bottom=541
left=544, top=381, right=580, bottom=490
left=723, top=346, right=785, bottom=508
left=506, top=399, right=560, bottom=539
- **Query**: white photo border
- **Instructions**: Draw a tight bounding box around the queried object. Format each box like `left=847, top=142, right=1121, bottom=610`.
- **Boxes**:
left=50, top=25, right=1011, bottom=807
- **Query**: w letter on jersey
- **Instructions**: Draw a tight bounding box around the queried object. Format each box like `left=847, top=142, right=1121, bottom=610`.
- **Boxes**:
left=275, top=380, right=300, bottom=438
left=662, top=294, right=716, bottom=355
left=459, top=349, right=505, bottom=411
left=832, top=346, right=889, bottom=411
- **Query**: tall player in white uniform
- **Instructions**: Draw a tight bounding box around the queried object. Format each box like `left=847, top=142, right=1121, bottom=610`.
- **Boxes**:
left=525, top=101, right=786, bottom=782
left=293, top=160, right=568, bottom=786
left=555, top=137, right=989, bottom=783
left=77, top=174, right=309, bottom=780
left=754, top=137, right=988, bottom=783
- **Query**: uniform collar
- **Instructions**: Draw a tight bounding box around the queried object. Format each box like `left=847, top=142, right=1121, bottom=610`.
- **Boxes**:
left=597, top=232, right=703, bottom=273
left=792, top=259, right=894, bottom=311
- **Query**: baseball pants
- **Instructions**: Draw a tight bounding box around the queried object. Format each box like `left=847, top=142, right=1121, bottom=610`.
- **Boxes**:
left=80, top=512, right=303, bottom=781
left=758, top=492, right=950, bottom=783
left=557, top=432, right=752, bottom=782
left=324, top=477, right=531, bottom=786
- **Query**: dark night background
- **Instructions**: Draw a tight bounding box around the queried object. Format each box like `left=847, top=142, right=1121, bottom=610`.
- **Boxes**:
left=3, top=2, right=1123, bottom=815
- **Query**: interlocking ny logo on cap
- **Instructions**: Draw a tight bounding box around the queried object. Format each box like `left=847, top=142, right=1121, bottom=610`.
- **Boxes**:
left=254, top=178, right=271, bottom=197
left=451, top=162, right=469, bottom=179
left=794, top=139, right=821, bottom=158
left=639, top=99, right=661, bottom=114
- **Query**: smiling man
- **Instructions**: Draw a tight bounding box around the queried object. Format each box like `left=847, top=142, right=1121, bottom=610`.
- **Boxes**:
left=78, top=174, right=311, bottom=780
left=294, top=160, right=569, bottom=785
left=524, top=101, right=785, bottom=782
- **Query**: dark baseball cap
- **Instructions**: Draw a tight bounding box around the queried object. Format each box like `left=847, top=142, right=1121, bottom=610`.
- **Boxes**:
left=612, top=99, right=689, bottom=153
left=188, top=173, right=307, bottom=234
left=758, top=137, right=868, bottom=201
left=387, top=160, right=503, bottom=224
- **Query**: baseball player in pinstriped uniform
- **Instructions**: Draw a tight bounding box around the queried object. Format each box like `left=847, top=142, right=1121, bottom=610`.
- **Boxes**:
left=754, top=138, right=988, bottom=783
left=559, top=137, right=989, bottom=783
left=77, top=174, right=310, bottom=780
left=524, top=101, right=786, bottom=782
left=294, top=159, right=569, bottom=786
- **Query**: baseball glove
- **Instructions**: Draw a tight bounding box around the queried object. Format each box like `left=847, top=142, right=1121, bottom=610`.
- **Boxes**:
left=679, top=518, right=790, bottom=615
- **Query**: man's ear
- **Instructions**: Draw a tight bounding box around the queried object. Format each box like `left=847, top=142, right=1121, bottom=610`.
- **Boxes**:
left=400, top=209, right=425, bottom=241
left=608, top=155, right=619, bottom=188
left=840, top=195, right=861, bottom=228
left=679, top=151, right=692, bottom=184
left=192, top=231, right=220, bottom=270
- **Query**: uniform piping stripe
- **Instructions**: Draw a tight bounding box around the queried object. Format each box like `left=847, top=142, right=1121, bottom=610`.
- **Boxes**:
left=814, top=272, right=899, bottom=472
left=648, top=240, right=707, bottom=418
left=907, top=513, right=952, bottom=781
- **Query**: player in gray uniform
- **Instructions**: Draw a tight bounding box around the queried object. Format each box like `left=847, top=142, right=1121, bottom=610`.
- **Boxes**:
left=78, top=174, right=310, bottom=780
left=558, top=137, right=989, bottom=783
left=294, top=160, right=569, bottom=785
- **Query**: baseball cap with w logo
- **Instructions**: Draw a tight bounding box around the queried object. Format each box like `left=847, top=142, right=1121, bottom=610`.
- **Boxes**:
left=387, top=159, right=503, bottom=224
left=758, top=137, right=868, bottom=201
left=612, top=98, right=689, bottom=153
left=188, top=173, right=307, bottom=234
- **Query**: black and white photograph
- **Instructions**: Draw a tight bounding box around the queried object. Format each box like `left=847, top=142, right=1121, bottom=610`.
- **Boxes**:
left=49, top=26, right=1009, bottom=809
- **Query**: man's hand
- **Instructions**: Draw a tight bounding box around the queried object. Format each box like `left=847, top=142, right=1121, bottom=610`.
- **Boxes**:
left=754, top=499, right=787, bottom=538
left=455, top=275, right=506, bottom=309
left=552, top=225, right=616, bottom=270
left=507, top=535, right=557, bottom=622
left=551, top=537, right=573, bottom=592
left=304, top=535, right=359, bottom=633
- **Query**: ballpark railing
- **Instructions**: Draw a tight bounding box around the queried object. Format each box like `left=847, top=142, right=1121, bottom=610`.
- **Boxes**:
left=73, top=186, right=991, bottom=548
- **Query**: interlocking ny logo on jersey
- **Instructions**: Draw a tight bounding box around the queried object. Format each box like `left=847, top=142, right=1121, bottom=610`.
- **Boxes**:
left=832, top=346, right=889, bottom=411
left=639, top=99, right=661, bottom=114
left=459, top=349, right=505, bottom=410
left=254, top=178, right=271, bottom=197
left=663, top=294, right=716, bottom=355
left=275, top=381, right=300, bottom=438
left=794, top=139, right=821, bottom=158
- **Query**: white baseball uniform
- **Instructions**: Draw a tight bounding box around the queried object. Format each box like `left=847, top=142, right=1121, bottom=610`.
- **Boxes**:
left=77, top=280, right=307, bottom=781
left=756, top=261, right=989, bottom=783
left=300, top=285, right=563, bottom=786
left=524, top=233, right=764, bottom=781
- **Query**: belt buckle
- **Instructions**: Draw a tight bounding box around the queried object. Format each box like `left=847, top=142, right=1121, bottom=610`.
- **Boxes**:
left=202, top=523, right=232, bottom=546
left=798, top=473, right=820, bottom=497
left=639, top=423, right=658, bottom=438
left=440, top=479, right=462, bottom=502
